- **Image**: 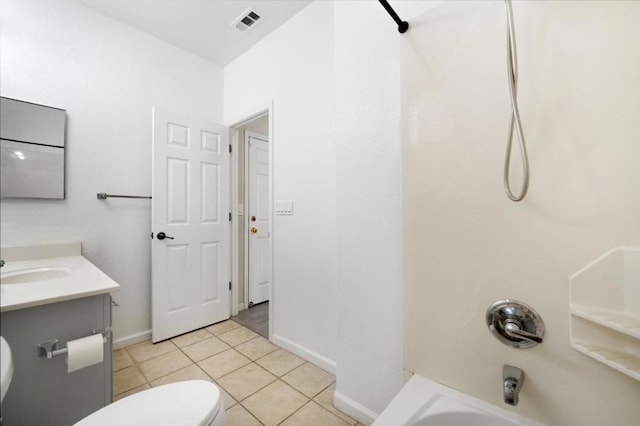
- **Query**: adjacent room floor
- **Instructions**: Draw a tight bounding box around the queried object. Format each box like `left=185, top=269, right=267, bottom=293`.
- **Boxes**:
left=232, top=301, right=269, bottom=338
left=113, top=320, right=360, bottom=425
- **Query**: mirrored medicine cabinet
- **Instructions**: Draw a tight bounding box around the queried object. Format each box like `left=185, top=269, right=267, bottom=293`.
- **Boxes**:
left=0, top=96, right=67, bottom=199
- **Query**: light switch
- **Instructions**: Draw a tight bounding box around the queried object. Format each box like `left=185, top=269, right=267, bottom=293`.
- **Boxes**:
left=275, top=200, right=293, bottom=215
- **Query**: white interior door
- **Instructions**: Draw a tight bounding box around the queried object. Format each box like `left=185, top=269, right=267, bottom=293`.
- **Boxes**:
left=247, top=133, right=270, bottom=306
left=152, top=107, right=230, bottom=342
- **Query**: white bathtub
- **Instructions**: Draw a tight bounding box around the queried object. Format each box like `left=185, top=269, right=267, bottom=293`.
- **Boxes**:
left=373, top=374, right=543, bottom=426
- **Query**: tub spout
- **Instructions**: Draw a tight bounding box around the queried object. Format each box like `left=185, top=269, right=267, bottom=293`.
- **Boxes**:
left=504, top=377, right=520, bottom=405
left=503, top=365, right=524, bottom=406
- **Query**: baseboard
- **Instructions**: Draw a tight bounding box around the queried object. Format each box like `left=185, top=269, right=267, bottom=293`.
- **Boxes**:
left=270, top=333, right=337, bottom=375
left=334, top=390, right=378, bottom=426
left=113, top=329, right=151, bottom=349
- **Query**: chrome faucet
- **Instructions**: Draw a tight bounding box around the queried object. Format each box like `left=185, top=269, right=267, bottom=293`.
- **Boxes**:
left=503, top=365, right=524, bottom=406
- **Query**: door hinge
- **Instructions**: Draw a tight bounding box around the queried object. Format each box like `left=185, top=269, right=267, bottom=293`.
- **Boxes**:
left=229, top=212, right=232, bottom=222
left=229, top=144, right=232, bottom=154
left=229, top=281, right=232, bottom=291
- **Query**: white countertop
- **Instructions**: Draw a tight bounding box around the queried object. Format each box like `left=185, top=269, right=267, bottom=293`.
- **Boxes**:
left=0, top=255, right=120, bottom=312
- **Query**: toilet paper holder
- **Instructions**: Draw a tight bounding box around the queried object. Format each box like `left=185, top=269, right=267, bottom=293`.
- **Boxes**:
left=37, top=327, right=110, bottom=359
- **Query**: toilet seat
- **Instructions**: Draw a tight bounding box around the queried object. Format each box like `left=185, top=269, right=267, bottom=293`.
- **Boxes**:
left=75, top=380, right=224, bottom=425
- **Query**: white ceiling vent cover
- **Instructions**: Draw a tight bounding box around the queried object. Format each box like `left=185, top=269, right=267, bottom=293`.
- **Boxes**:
left=232, top=8, right=262, bottom=32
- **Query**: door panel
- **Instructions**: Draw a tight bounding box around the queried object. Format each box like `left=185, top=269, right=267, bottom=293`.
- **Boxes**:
left=166, top=244, right=189, bottom=312
left=152, top=107, right=230, bottom=342
left=167, top=158, right=189, bottom=223
left=201, top=163, right=219, bottom=223
left=200, top=242, right=219, bottom=303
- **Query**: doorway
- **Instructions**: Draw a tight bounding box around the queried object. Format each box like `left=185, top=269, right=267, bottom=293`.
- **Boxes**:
left=232, top=300, right=268, bottom=338
left=230, top=111, right=271, bottom=338
left=246, top=131, right=270, bottom=308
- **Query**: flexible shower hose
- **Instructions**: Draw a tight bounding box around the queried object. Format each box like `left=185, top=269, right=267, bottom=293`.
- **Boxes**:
left=503, top=0, right=529, bottom=202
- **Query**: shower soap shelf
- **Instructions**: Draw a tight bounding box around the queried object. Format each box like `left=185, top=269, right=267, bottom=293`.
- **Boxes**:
left=569, top=247, right=640, bottom=382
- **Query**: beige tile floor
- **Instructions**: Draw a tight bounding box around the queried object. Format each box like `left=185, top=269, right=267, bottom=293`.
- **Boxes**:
left=113, top=320, right=363, bottom=426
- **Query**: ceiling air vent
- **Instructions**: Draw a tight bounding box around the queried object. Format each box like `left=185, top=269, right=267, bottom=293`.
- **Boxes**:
left=232, top=8, right=262, bottom=32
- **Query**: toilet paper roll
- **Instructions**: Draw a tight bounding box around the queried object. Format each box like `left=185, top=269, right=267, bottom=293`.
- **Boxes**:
left=66, top=334, right=104, bottom=373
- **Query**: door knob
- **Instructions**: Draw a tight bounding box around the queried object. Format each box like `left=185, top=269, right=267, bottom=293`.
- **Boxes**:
left=156, top=232, right=174, bottom=240
left=250, top=227, right=258, bottom=234
left=251, top=216, right=256, bottom=222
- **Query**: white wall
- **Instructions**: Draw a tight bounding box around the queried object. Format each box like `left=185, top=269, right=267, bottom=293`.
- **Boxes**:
left=333, top=1, right=404, bottom=422
left=402, top=1, right=640, bottom=425
left=224, top=1, right=338, bottom=370
left=226, top=3, right=408, bottom=422
left=0, top=0, right=224, bottom=345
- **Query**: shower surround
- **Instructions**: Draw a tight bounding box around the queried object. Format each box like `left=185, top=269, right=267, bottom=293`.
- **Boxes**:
left=401, top=1, right=640, bottom=425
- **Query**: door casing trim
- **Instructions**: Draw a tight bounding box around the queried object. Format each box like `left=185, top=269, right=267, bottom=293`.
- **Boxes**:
left=227, top=101, right=274, bottom=340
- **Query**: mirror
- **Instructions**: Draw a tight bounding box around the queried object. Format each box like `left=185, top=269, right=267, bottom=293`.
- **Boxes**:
left=0, top=97, right=66, bottom=199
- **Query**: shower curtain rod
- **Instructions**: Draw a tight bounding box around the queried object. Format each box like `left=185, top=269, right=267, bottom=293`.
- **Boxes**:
left=378, top=0, right=409, bottom=33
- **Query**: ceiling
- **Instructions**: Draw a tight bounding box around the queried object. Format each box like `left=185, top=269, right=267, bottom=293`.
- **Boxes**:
left=73, top=0, right=312, bottom=66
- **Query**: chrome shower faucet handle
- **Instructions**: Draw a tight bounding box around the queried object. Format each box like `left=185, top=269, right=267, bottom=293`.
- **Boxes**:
left=486, top=299, right=544, bottom=349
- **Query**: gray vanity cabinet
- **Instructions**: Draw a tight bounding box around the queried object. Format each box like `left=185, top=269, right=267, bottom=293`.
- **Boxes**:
left=0, top=294, right=112, bottom=425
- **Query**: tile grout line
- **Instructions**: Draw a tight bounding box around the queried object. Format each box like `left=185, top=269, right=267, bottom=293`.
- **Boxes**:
left=114, top=322, right=349, bottom=425
left=116, top=327, right=277, bottom=399
left=116, top=349, right=330, bottom=403
left=276, top=399, right=311, bottom=426
left=237, top=378, right=310, bottom=426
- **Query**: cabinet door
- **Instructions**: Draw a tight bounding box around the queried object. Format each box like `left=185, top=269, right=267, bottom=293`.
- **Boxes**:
left=0, top=295, right=112, bottom=426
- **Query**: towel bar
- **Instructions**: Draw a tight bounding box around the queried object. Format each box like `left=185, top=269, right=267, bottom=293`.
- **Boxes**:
left=97, top=193, right=151, bottom=200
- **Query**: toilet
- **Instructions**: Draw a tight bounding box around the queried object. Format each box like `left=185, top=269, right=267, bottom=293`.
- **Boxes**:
left=75, top=380, right=225, bottom=425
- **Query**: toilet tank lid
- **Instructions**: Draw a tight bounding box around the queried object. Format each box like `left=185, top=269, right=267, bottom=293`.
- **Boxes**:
left=75, top=380, right=222, bottom=426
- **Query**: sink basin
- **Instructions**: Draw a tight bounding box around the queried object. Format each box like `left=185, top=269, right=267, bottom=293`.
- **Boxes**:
left=1, top=336, right=13, bottom=403
left=1, top=266, right=74, bottom=284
